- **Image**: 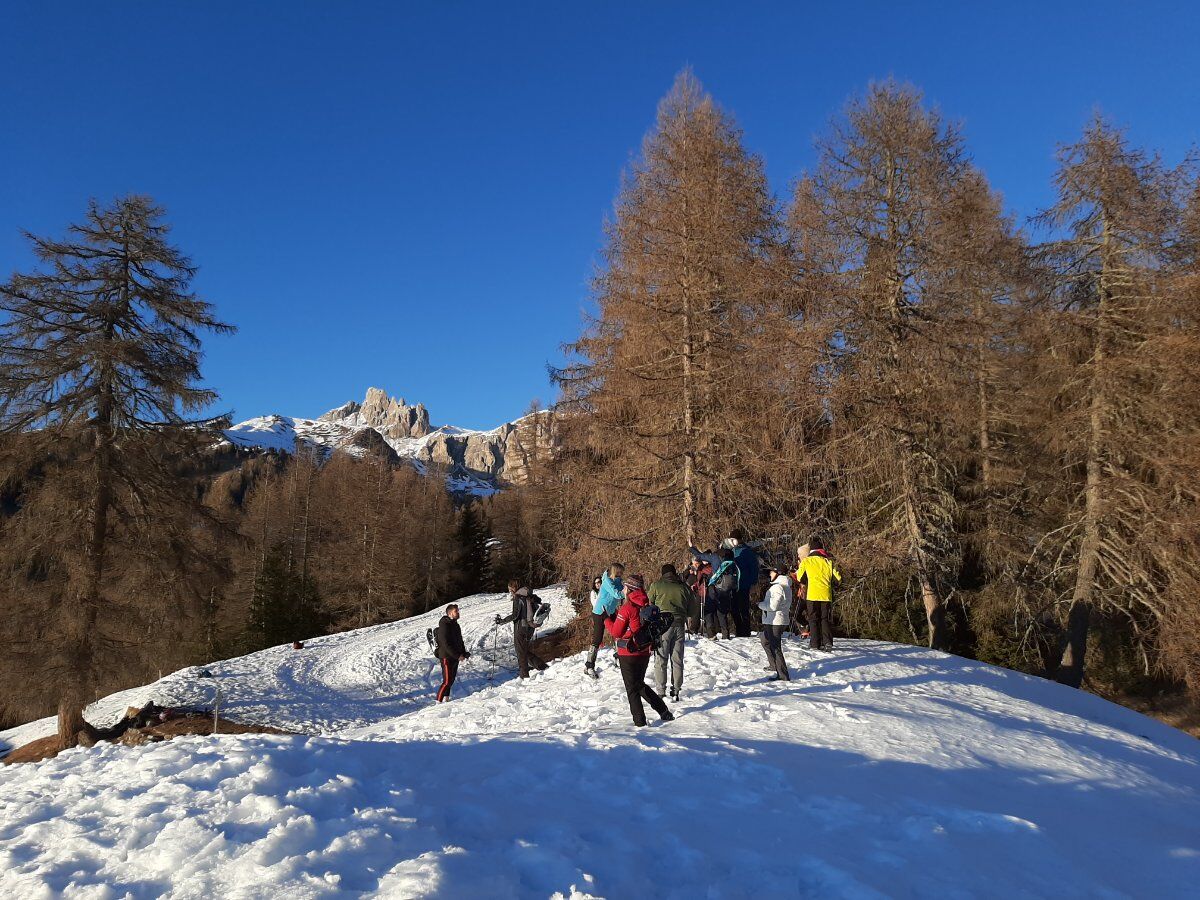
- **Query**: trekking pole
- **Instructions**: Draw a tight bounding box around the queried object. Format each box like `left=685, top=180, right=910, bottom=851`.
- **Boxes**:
left=489, top=624, right=498, bottom=682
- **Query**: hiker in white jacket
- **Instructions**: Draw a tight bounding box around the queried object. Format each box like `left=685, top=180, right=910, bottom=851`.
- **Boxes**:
left=758, top=566, right=792, bottom=681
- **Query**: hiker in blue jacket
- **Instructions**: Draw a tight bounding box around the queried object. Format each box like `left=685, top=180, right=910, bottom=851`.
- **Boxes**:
left=585, top=563, right=625, bottom=678
left=729, top=529, right=760, bottom=637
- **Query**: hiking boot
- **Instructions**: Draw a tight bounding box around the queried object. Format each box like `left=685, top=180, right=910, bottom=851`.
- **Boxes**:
left=659, top=710, right=675, bottom=722
left=584, top=665, right=599, bottom=679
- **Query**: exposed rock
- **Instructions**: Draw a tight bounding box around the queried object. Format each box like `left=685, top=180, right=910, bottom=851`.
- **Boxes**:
left=407, top=412, right=555, bottom=485
left=231, top=389, right=558, bottom=497
left=320, top=389, right=431, bottom=440
left=318, top=400, right=360, bottom=423
left=340, top=426, right=400, bottom=463
left=359, top=388, right=430, bottom=439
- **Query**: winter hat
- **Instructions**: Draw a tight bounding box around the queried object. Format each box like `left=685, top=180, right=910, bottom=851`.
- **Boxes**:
left=625, top=573, right=645, bottom=591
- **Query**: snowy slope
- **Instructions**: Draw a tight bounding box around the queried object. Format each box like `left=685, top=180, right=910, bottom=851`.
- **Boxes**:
left=0, top=585, right=574, bottom=752
left=2, top=620, right=1199, bottom=897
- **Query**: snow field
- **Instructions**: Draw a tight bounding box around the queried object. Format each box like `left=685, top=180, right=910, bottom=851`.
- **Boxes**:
left=0, top=585, right=575, bottom=752
left=1, top=587, right=1198, bottom=898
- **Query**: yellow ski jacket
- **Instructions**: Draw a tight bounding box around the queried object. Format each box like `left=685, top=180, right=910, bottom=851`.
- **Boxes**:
left=796, top=551, right=842, bottom=602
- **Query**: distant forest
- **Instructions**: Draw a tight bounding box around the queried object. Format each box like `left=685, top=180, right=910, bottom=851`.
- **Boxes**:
left=2, top=72, right=1198, bottom=744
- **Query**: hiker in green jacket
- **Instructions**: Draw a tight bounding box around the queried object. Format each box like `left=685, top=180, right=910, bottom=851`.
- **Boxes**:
left=648, top=564, right=696, bottom=700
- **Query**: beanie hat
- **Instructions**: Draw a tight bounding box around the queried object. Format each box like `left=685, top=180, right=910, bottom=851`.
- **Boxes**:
left=626, top=573, right=645, bottom=591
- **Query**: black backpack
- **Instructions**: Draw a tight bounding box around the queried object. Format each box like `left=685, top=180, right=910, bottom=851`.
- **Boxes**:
left=625, top=603, right=671, bottom=653
left=521, top=593, right=551, bottom=627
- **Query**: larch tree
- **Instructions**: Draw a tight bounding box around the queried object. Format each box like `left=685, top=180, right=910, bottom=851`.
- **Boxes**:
left=1027, top=118, right=1199, bottom=688
left=797, top=82, right=978, bottom=650
left=0, top=195, right=234, bottom=746
left=554, top=70, right=783, bottom=577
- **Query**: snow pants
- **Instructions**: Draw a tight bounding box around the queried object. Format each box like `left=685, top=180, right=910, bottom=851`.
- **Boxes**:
left=654, top=622, right=686, bottom=696
left=759, top=624, right=790, bottom=681
left=618, top=654, right=670, bottom=726
left=514, top=625, right=547, bottom=678
left=436, top=657, right=459, bottom=702
left=585, top=612, right=607, bottom=669
left=807, top=601, right=834, bottom=650
left=733, top=590, right=752, bottom=637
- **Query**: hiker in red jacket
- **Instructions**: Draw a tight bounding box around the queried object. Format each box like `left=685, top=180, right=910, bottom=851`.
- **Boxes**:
left=604, top=573, right=674, bottom=727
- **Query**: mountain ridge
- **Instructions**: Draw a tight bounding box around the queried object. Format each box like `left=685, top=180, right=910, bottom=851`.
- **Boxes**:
left=221, top=387, right=551, bottom=496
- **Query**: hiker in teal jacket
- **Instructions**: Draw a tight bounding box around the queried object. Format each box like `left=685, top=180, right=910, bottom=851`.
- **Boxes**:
left=586, top=565, right=625, bottom=677
left=706, top=550, right=739, bottom=639
left=594, top=569, right=624, bottom=617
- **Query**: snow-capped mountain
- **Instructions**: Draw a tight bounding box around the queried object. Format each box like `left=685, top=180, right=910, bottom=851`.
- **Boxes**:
left=222, top=388, right=553, bottom=497
left=2, top=585, right=1198, bottom=897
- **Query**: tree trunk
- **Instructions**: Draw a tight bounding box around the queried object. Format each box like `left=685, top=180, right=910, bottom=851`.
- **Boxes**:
left=1055, top=329, right=1104, bottom=687
left=904, top=483, right=948, bottom=650
left=1055, top=216, right=1111, bottom=688
left=681, top=290, right=698, bottom=547
left=886, top=153, right=947, bottom=653
left=975, top=291, right=995, bottom=539
left=59, top=279, right=121, bottom=747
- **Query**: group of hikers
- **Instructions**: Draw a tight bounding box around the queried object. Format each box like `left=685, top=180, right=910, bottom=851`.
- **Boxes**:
left=432, top=529, right=843, bottom=727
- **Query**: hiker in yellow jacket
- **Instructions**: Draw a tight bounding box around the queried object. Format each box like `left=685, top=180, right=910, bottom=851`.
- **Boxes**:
left=796, top=537, right=841, bottom=652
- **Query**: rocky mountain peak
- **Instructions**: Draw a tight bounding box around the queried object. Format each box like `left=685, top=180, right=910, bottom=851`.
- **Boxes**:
left=319, top=388, right=431, bottom=440
left=227, top=389, right=556, bottom=498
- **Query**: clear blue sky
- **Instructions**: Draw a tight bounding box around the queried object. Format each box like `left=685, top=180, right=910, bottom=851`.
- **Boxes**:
left=2, top=2, right=1196, bottom=428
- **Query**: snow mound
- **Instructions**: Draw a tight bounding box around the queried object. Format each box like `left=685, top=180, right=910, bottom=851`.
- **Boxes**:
left=2, top=619, right=1199, bottom=897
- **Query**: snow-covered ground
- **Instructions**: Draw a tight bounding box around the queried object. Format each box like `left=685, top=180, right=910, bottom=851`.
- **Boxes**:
left=0, top=586, right=574, bottom=751
left=2, top=589, right=1199, bottom=898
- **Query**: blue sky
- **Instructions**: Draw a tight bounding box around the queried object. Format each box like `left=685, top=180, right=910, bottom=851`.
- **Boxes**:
left=2, top=2, right=1196, bottom=428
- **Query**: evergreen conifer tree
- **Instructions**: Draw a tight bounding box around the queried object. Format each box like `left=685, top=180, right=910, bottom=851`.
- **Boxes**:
left=0, top=195, right=233, bottom=746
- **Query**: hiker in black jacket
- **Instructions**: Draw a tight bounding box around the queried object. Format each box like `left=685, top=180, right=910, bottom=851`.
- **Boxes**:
left=434, top=603, right=470, bottom=702
left=495, top=580, right=549, bottom=679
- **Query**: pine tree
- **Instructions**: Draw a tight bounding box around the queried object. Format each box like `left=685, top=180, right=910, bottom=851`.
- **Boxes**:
left=454, top=504, right=492, bottom=595
left=0, top=195, right=233, bottom=746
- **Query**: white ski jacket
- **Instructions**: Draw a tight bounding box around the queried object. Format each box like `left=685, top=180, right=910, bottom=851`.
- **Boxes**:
left=759, top=575, right=793, bottom=626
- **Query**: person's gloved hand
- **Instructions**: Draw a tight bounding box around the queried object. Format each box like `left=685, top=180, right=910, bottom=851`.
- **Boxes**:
left=494, top=615, right=502, bottom=625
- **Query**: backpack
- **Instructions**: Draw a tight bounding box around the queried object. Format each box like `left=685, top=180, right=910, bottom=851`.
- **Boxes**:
left=525, top=593, right=551, bottom=628
left=625, top=603, right=671, bottom=653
